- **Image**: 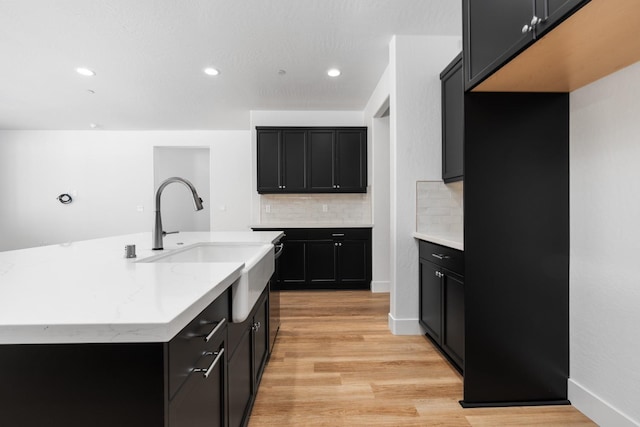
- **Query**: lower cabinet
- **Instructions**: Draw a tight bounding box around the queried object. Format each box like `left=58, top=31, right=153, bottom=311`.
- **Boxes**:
left=418, top=240, right=465, bottom=371
left=227, top=287, right=270, bottom=427
left=169, top=336, right=227, bottom=427
left=254, top=227, right=372, bottom=290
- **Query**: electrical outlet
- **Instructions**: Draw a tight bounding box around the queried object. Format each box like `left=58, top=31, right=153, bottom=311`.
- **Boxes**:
left=322, top=204, right=328, bottom=212
left=136, top=205, right=144, bottom=212
left=265, top=205, right=271, bottom=213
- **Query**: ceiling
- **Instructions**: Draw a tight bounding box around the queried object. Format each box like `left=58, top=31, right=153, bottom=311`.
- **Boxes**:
left=0, top=0, right=461, bottom=130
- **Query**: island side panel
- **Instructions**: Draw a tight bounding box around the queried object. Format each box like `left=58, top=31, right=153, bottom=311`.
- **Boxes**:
left=0, top=342, right=167, bottom=427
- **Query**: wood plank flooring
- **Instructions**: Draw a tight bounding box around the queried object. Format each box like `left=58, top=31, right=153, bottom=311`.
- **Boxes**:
left=249, top=291, right=595, bottom=426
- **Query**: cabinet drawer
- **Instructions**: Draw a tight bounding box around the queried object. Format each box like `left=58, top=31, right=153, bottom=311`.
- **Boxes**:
left=419, top=240, right=464, bottom=276
left=168, top=289, right=230, bottom=400
left=306, top=228, right=371, bottom=240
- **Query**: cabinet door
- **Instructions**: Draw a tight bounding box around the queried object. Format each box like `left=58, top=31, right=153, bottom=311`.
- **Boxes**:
left=335, top=130, right=366, bottom=192
left=282, top=130, right=307, bottom=191
left=257, top=130, right=281, bottom=192
left=442, top=272, right=465, bottom=370
left=252, top=296, right=269, bottom=388
left=441, top=55, right=464, bottom=182
left=419, top=259, right=442, bottom=345
left=278, top=240, right=306, bottom=289
left=169, top=343, right=226, bottom=427
left=463, top=0, right=535, bottom=90
left=306, top=240, right=337, bottom=285
left=337, top=239, right=369, bottom=287
left=535, top=0, right=588, bottom=36
left=228, top=328, right=252, bottom=427
left=308, top=130, right=335, bottom=191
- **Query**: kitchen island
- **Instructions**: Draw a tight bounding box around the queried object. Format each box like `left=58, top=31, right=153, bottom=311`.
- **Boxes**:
left=0, top=230, right=282, bottom=427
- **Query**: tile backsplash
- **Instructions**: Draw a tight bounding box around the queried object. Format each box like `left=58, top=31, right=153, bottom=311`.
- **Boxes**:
left=260, top=192, right=371, bottom=224
left=416, top=181, right=463, bottom=237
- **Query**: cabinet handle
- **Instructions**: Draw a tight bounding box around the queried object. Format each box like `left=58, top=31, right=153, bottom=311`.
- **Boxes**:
left=204, top=318, right=226, bottom=342
left=530, top=15, right=542, bottom=26
left=252, top=321, right=261, bottom=332
left=431, top=253, right=450, bottom=260
left=337, top=185, right=340, bottom=189
left=194, top=348, right=225, bottom=379
left=521, top=24, right=532, bottom=33
left=332, top=233, right=345, bottom=237
left=435, top=271, right=444, bottom=278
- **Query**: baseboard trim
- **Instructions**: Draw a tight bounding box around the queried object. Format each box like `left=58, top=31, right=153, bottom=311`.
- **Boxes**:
left=387, top=313, right=422, bottom=335
left=460, top=399, right=570, bottom=409
left=371, top=280, right=390, bottom=293
left=568, top=379, right=638, bottom=427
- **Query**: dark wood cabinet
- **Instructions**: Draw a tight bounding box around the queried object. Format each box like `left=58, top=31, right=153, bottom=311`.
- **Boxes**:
left=307, top=238, right=338, bottom=285
left=228, top=327, right=252, bottom=427
left=335, top=129, right=367, bottom=191
left=442, top=271, right=465, bottom=369
left=254, top=227, right=371, bottom=290
left=257, top=128, right=307, bottom=193
left=277, top=231, right=307, bottom=288
left=308, top=130, right=335, bottom=191
left=463, top=0, right=588, bottom=90
left=535, top=0, right=589, bottom=36
left=169, top=338, right=226, bottom=427
left=440, top=53, right=464, bottom=183
left=419, top=258, right=442, bottom=344
left=418, top=240, right=464, bottom=372
left=227, top=288, right=270, bottom=427
left=257, top=127, right=367, bottom=193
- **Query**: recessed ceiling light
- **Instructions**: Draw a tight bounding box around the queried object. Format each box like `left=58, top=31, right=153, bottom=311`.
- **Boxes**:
left=76, top=67, right=96, bottom=77
left=89, top=123, right=98, bottom=129
left=204, top=67, right=220, bottom=76
left=327, top=68, right=341, bottom=77
left=87, top=89, right=95, bottom=94
left=278, top=69, right=287, bottom=75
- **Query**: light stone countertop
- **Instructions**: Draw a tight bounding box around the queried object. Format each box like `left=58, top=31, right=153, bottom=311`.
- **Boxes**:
left=251, top=223, right=373, bottom=229
left=413, top=231, right=464, bottom=251
left=0, top=231, right=282, bottom=345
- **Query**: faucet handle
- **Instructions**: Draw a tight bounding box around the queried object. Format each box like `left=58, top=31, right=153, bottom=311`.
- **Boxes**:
left=163, top=231, right=180, bottom=236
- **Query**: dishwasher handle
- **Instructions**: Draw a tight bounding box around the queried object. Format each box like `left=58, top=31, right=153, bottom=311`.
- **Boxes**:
left=274, top=243, right=284, bottom=260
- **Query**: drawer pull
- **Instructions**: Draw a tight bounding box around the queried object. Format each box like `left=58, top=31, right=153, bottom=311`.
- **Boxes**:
left=332, top=233, right=345, bottom=237
left=431, top=253, right=450, bottom=260
left=195, top=348, right=225, bottom=379
left=204, top=318, right=226, bottom=342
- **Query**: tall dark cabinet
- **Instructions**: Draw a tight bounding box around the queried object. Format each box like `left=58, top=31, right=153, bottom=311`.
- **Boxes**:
left=461, top=92, right=569, bottom=407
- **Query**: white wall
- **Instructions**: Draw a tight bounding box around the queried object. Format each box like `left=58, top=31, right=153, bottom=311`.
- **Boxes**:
left=364, top=67, right=392, bottom=294
left=569, top=61, right=640, bottom=426
left=154, top=147, right=211, bottom=232
left=386, top=35, right=460, bottom=334
left=0, top=130, right=251, bottom=252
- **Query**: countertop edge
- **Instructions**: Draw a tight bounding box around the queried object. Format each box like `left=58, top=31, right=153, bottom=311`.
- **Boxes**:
left=251, top=223, right=373, bottom=229
left=413, top=232, right=464, bottom=251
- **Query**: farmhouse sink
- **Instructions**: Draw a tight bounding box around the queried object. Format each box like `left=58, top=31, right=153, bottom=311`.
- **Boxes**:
left=139, top=242, right=274, bottom=322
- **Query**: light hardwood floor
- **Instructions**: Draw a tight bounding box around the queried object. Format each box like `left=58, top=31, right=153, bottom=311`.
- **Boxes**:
left=249, top=291, right=595, bottom=426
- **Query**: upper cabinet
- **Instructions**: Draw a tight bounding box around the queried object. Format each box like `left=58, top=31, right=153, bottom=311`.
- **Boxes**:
left=465, top=0, right=640, bottom=92
left=257, top=127, right=367, bottom=194
left=440, top=53, right=464, bottom=183
left=463, top=0, right=536, bottom=91
left=257, top=128, right=307, bottom=192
